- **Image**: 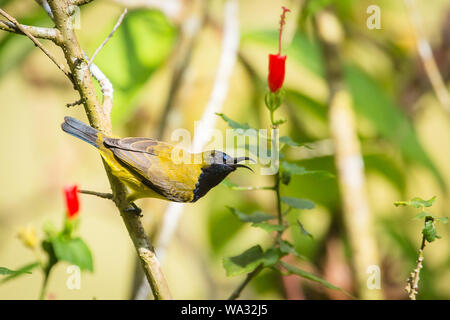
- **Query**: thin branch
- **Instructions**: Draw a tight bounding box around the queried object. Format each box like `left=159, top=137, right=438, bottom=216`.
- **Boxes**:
left=35, top=0, right=54, bottom=19
left=66, top=99, right=83, bottom=108
left=403, top=0, right=450, bottom=114
left=228, top=264, right=263, bottom=300
left=79, top=189, right=113, bottom=200
left=88, top=8, right=128, bottom=67
left=0, top=8, right=70, bottom=79
left=0, top=20, right=60, bottom=42
left=405, top=234, right=426, bottom=300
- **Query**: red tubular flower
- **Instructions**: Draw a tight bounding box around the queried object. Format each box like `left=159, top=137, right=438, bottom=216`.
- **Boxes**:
left=64, top=185, right=80, bottom=219
left=267, top=6, right=290, bottom=93
left=268, top=54, right=287, bottom=92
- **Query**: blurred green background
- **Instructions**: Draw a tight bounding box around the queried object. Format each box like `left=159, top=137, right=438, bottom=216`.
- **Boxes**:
left=0, top=0, right=449, bottom=299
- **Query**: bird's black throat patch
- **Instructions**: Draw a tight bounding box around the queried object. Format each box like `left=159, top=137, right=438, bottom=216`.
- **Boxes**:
left=192, top=164, right=235, bottom=202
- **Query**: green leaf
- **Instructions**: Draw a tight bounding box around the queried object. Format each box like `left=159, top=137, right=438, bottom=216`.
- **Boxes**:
left=0, top=267, right=15, bottom=275
left=279, top=240, right=306, bottom=260
left=436, top=217, right=448, bottom=224
left=280, top=261, right=342, bottom=291
left=422, top=219, right=440, bottom=243
left=414, top=211, right=433, bottom=220
left=262, top=248, right=283, bottom=267
left=297, top=220, right=313, bottom=239
left=0, top=263, right=39, bottom=284
left=223, top=245, right=264, bottom=277
left=394, top=196, right=436, bottom=209
left=216, top=113, right=253, bottom=130
left=252, top=222, right=286, bottom=233
left=227, top=206, right=275, bottom=223
left=52, top=236, right=93, bottom=271
left=281, top=162, right=334, bottom=178
left=281, top=197, right=315, bottom=210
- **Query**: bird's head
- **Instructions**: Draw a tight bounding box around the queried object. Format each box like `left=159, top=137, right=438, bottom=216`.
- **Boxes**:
left=192, top=150, right=254, bottom=202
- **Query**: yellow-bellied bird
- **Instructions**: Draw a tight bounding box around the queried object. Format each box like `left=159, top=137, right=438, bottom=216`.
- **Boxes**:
left=61, top=117, right=252, bottom=213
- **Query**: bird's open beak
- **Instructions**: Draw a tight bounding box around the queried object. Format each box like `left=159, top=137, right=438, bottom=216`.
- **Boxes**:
left=232, top=157, right=255, bottom=172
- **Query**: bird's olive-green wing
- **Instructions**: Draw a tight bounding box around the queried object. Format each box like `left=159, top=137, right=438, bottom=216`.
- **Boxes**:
left=103, top=137, right=202, bottom=202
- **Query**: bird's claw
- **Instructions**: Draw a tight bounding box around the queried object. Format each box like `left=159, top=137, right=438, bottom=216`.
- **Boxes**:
left=124, top=202, right=143, bottom=217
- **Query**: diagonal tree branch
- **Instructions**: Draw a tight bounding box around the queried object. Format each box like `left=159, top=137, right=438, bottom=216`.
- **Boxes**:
left=38, top=0, right=172, bottom=299
left=0, top=20, right=61, bottom=42
left=0, top=8, right=70, bottom=79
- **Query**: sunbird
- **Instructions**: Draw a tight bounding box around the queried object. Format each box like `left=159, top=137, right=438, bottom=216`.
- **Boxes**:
left=61, top=117, right=252, bottom=212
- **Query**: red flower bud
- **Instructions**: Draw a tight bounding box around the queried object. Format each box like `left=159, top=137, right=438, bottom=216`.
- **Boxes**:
left=267, top=6, right=290, bottom=93
left=64, top=185, right=80, bottom=219
left=268, top=54, right=287, bottom=92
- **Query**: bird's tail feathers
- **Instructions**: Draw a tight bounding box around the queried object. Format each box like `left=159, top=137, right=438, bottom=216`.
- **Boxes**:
left=61, top=116, right=100, bottom=148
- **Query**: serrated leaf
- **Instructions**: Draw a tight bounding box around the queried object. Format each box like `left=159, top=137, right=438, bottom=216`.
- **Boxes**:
left=0, top=262, right=39, bottom=284
left=394, top=196, right=436, bottom=209
left=252, top=222, right=286, bottom=233
left=281, top=162, right=334, bottom=178
left=422, top=220, right=440, bottom=243
left=414, top=211, right=434, bottom=220
left=227, top=207, right=275, bottom=223
left=223, top=245, right=264, bottom=277
left=297, top=220, right=313, bottom=239
left=52, top=236, right=93, bottom=271
left=280, top=261, right=341, bottom=291
left=281, top=197, right=315, bottom=210
left=216, top=113, right=252, bottom=130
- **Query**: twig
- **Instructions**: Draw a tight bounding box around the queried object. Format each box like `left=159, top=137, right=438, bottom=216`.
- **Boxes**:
left=35, top=0, right=54, bottom=19
left=405, top=234, right=426, bottom=300
left=79, top=189, right=114, bottom=200
left=88, top=8, right=128, bottom=67
left=403, top=0, right=450, bottom=114
left=228, top=264, right=263, bottom=300
left=66, top=99, right=83, bottom=108
left=0, top=20, right=60, bottom=42
left=0, top=8, right=71, bottom=80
